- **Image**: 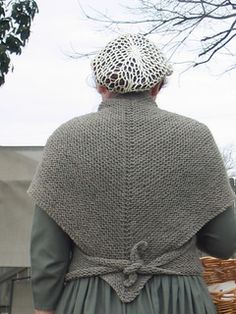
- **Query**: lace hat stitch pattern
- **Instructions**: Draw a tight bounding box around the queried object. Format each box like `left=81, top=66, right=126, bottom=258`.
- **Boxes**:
left=91, top=33, right=173, bottom=93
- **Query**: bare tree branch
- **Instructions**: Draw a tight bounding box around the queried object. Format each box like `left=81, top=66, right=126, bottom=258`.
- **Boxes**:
left=77, top=0, right=236, bottom=71
left=221, top=144, right=236, bottom=178
left=199, top=19, right=236, bottom=55
left=195, top=33, right=236, bottom=65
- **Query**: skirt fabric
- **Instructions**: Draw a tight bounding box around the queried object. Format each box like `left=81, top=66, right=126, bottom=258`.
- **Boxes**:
left=55, top=275, right=216, bottom=314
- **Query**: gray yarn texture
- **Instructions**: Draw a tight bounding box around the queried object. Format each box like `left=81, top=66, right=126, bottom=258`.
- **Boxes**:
left=27, top=92, right=235, bottom=303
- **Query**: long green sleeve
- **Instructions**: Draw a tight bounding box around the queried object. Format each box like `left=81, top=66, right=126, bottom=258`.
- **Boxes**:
left=197, top=206, right=236, bottom=259
left=30, top=205, right=73, bottom=311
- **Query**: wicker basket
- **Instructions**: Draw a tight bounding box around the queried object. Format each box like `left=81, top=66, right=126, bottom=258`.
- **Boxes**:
left=201, top=257, right=236, bottom=314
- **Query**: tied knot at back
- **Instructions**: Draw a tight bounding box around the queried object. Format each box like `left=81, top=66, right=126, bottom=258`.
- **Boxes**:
left=123, top=240, right=148, bottom=288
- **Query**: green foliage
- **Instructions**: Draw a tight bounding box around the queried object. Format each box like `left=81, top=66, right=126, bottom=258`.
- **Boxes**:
left=0, top=0, right=38, bottom=86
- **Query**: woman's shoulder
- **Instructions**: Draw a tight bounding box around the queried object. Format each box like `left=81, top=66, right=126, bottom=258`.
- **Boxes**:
left=45, top=112, right=100, bottom=144
left=55, top=112, right=98, bottom=131
left=160, top=108, right=211, bottom=137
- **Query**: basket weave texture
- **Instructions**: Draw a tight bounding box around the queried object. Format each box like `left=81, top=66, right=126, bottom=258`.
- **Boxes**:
left=201, top=257, right=236, bottom=314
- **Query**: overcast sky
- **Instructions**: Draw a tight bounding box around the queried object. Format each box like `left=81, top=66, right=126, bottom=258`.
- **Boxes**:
left=0, top=0, right=236, bottom=153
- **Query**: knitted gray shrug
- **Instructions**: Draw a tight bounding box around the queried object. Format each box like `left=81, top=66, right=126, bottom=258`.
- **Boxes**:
left=28, top=92, right=235, bottom=302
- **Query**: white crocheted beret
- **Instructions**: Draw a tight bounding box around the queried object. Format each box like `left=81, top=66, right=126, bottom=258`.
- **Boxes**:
left=91, top=33, right=173, bottom=93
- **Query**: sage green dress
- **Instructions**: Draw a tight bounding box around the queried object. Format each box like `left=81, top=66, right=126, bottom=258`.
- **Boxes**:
left=30, top=205, right=236, bottom=314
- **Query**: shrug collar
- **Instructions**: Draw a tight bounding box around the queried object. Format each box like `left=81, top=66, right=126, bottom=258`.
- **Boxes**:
left=97, top=91, right=158, bottom=112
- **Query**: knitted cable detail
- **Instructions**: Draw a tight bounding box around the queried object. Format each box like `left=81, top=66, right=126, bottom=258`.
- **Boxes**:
left=123, top=241, right=148, bottom=287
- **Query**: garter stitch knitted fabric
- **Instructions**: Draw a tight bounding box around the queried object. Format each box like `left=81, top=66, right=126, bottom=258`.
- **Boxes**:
left=27, top=92, right=235, bottom=303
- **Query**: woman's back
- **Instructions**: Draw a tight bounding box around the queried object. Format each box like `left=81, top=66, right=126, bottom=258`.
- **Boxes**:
left=28, top=91, right=235, bottom=304
left=28, top=33, right=236, bottom=314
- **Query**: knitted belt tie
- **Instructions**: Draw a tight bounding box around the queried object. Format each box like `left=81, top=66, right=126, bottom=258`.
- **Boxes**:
left=70, top=240, right=149, bottom=288
left=123, top=240, right=148, bottom=288
left=67, top=239, right=194, bottom=287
